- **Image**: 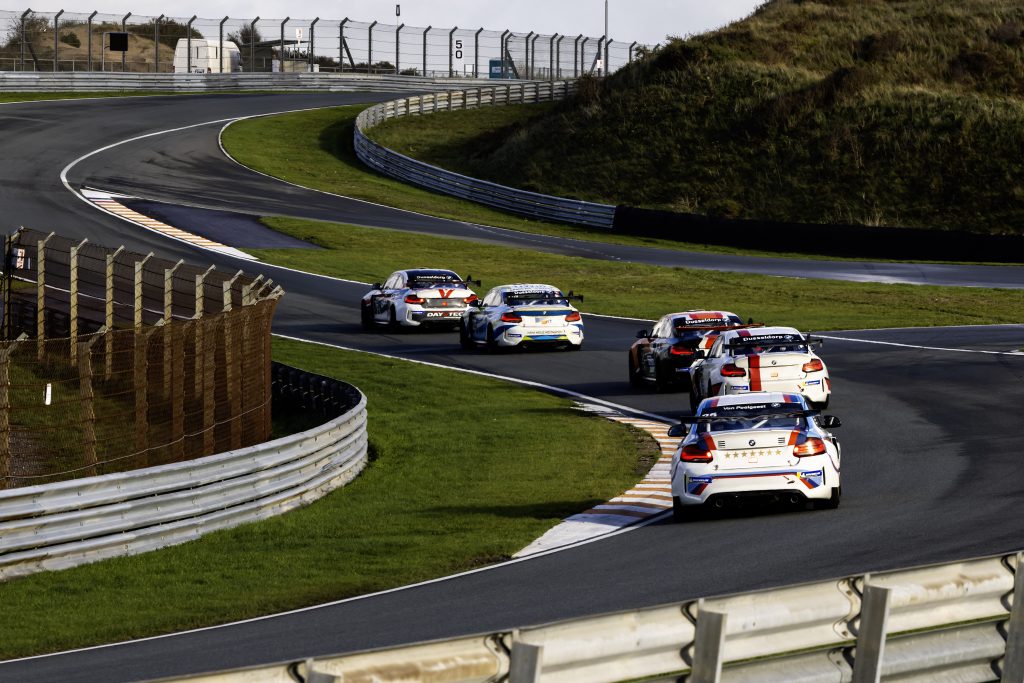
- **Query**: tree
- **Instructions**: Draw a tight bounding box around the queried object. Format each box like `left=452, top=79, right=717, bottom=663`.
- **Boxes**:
left=148, top=18, right=203, bottom=49
left=227, top=24, right=262, bottom=47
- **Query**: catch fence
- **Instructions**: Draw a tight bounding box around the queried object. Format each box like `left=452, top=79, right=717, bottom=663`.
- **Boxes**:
left=0, top=228, right=282, bottom=489
left=0, top=8, right=645, bottom=77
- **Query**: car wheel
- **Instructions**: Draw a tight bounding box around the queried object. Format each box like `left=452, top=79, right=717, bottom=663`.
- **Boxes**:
left=628, top=355, right=643, bottom=387
left=814, top=397, right=831, bottom=410
left=486, top=325, right=499, bottom=352
left=360, top=303, right=374, bottom=330
left=459, top=322, right=475, bottom=350
left=689, top=385, right=702, bottom=413
left=387, top=306, right=400, bottom=331
left=819, top=486, right=841, bottom=510
left=672, top=497, right=701, bottom=523
left=654, top=361, right=677, bottom=393
left=566, top=341, right=582, bottom=351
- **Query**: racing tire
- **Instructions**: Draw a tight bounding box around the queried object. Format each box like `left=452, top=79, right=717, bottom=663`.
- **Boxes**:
left=654, top=361, right=677, bottom=393
left=628, top=355, right=643, bottom=388
left=689, top=385, right=702, bottom=413
left=818, top=486, right=841, bottom=510
left=672, top=497, right=701, bottom=523
left=360, top=304, right=374, bottom=330
left=566, top=342, right=582, bottom=352
left=485, top=325, right=499, bottom=353
left=459, top=323, right=475, bottom=350
left=387, top=306, right=400, bottom=332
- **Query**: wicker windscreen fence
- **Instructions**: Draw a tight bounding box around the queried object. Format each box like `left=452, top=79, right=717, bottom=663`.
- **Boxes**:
left=0, top=228, right=283, bottom=489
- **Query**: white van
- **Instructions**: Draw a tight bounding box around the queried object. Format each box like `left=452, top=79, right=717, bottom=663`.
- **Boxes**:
left=173, top=39, right=241, bottom=73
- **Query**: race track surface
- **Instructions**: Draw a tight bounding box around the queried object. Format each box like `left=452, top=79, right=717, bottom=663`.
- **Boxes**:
left=0, top=94, right=1022, bottom=682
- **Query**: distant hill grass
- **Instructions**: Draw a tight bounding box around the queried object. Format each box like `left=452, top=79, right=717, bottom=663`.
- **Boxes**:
left=368, top=0, right=1024, bottom=235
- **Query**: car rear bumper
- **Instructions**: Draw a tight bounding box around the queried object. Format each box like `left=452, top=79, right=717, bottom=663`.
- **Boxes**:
left=673, top=467, right=836, bottom=504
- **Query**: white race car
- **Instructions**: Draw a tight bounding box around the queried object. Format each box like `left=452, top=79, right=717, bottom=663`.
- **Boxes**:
left=690, top=326, right=831, bottom=410
left=459, top=284, right=584, bottom=351
left=670, top=392, right=842, bottom=521
left=361, top=269, right=480, bottom=330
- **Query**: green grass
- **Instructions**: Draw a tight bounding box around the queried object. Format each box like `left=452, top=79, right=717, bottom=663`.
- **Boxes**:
left=0, top=337, right=649, bottom=659
left=364, top=0, right=1024, bottom=236
left=251, top=216, right=1024, bottom=331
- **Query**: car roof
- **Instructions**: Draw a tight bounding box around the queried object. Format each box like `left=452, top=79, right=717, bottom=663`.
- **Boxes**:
left=400, top=268, right=460, bottom=278
left=660, top=310, right=741, bottom=323
left=495, top=284, right=562, bottom=293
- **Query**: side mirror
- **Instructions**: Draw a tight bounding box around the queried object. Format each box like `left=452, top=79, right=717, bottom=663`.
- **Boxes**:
left=636, top=330, right=649, bottom=339
left=667, top=423, right=688, bottom=437
left=747, top=317, right=753, bottom=324
left=820, top=415, right=842, bottom=428
left=373, top=283, right=382, bottom=290
left=693, top=350, right=707, bottom=359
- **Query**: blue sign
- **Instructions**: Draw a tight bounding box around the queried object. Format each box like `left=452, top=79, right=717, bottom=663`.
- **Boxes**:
left=489, top=58, right=512, bottom=79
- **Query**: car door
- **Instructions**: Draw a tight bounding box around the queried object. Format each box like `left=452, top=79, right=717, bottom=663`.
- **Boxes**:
left=695, top=335, right=725, bottom=397
left=374, top=273, right=400, bottom=321
left=469, top=288, right=499, bottom=340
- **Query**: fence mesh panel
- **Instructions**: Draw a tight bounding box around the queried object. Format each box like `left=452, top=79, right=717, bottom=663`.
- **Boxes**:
left=0, top=228, right=280, bottom=488
left=0, top=8, right=644, bottom=75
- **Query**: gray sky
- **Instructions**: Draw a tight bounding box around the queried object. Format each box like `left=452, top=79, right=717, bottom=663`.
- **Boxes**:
left=69, top=1, right=766, bottom=45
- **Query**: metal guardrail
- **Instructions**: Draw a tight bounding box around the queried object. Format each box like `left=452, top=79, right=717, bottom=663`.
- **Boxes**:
left=353, top=83, right=618, bottom=229
left=0, top=71, right=500, bottom=92
left=0, top=364, right=368, bottom=580
left=148, top=551, right=1024, bottom=682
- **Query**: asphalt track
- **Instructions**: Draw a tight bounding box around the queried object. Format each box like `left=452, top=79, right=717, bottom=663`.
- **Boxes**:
left=0, top=93, right=1023, bottom=682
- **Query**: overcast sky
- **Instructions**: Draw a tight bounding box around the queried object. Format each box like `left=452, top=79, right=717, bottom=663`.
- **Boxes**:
left=55, top=1, right=767, bottom=45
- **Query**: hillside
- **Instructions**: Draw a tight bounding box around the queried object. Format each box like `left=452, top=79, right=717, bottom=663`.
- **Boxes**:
left=369, top=0, right=1024, bottom=235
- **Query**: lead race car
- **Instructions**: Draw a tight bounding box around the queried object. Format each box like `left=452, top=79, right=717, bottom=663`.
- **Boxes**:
left=361, top=269, right=480, bottom=330
left=459, top=284, right=584, bottom=351
left=670, top=392, right=842, bottom=521
left=628, top=310, right=761, bottom=391
left=690, top=326, right=831, bottom=410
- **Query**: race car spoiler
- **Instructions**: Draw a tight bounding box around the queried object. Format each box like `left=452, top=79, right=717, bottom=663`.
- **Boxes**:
left=677, top=322, right=765, bottom=332
left=724, top=335, right=823, bottom=349
left=564, top=290, right=584, bottom=302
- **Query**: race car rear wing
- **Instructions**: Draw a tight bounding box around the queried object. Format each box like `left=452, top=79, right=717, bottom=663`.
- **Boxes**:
left=667, top=410, right=840, bottom=436
left=459, top=275, right=482, bottom=287
left=565, top=290, right=584, bottom=302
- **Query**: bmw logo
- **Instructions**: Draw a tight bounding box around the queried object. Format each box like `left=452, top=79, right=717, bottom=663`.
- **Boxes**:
left=748, top=439, right=756, bottom=447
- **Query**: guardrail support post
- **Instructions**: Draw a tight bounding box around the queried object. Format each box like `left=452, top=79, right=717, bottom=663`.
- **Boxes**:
left=105, top=246, right=124, bottom=379
left=691, top=607, right=727, bottom=683
left=509, top=641, right=543, bottom=683
left=35, top=232, right=54, bottom=358
left=852, top=584, right=892, bottom=683
left=0, top=342, right=15, bottom=489
left=1004, top=552, right=1024, bottom=683
left=69, top=237, right=87, bottom=364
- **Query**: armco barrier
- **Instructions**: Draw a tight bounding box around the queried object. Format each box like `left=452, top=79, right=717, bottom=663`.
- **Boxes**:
left=0, top=363, right=367, bottom=580
left=0, top=71, right=499, bottom=93
left=354, top=83, right=618, bottom=229
left=148, top=551, right=1023, bottom=683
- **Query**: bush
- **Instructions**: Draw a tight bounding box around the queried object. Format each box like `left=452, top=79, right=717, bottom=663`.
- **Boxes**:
left=59, top=31, right=80, bottom=48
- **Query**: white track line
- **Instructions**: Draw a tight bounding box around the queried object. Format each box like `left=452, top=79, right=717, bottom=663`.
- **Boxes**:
left=819, top=334, right=1024, bottom=356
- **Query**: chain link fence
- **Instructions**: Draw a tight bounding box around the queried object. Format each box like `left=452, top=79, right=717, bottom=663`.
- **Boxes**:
left=0, top=228, right=282, bottom=489
left=0, top=8, right=646, bottom=76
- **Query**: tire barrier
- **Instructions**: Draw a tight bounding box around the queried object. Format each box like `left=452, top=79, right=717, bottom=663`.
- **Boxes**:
left=0, top=363, right=368, bottom=581
left=613, top=205, right=1024, bottom=263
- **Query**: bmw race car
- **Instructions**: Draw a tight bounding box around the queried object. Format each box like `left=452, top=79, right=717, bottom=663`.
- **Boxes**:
left=669, top=392, right=842, bottom=521
left=690, top=326, right=831, bottom=410
left=361, top=269, right=480, bottom=330
left=459, top=284, right=584, bottom=351
left=629, top=310, right=761, bottom=391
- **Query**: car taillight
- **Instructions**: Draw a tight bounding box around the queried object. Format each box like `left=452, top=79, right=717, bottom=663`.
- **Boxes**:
left=793, top=437, right=826, bottom=457
left=565, top=311, right=581, bottom=322
left=500, top=312, right=522, bottom=323
left=669, top=345, right=693, bottom=356
left=404, top=294, right=424, bottom=304
left=464, top=294, right=478, bottom=304
left=802, top=359, right=824, bottom=373
left=681, top=443, right=714, bottom=463
left=721, top=363, right=746, bottom=377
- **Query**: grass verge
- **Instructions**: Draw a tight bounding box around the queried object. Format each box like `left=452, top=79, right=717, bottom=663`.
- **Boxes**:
left=251, top=216, right=1024, bottom=330
left=0, top=336, right=647, bottom=659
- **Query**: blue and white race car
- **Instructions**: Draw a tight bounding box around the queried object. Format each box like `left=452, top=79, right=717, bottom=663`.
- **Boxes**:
left=361, top=268, right=480, bottom=330
left=459, top=284, right=584, bottom=351
left=669, top=392, right=842, bottom=521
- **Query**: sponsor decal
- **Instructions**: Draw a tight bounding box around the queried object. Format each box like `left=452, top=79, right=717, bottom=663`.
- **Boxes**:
left=749, top=354, right=763, bottom=391
left=438, top=289, right=454, bottom=299
left=805, top=379, right=821, bottom=385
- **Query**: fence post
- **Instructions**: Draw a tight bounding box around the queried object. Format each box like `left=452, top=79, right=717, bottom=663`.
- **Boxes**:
left=309, top=17, right=319, bottom=71
left=69, top=237, right=87, bottom=364
left=163, top=259, right=183, bottom=398
left=691, top=606, right=727, bottom=683
left=249, top=17, right=259, bottom=73
left=1, top=233, right=12, bottom=340
left=852, top=583, right=892, bottom=683
left=53, top=10, right=64, bottom=73
left=78, top=331, right=102, bottom=478
left=0, top=341, right=14, bottom=489
left=133, top=254, right=153, bottom=465
left=201, top=315, right=216, bottom=455
left=104, top=246, right=124, bottom=379
left=339, top=18, right=349, bottom=72
left=574, top=34, right=582, bottom=77
left=169, top=319, right=184, bottom=460
left=153, top=14, right=163, bottom=73
left=35, top=232, right=54, bottom=359
left=279, top=17, right=289, bottom=74
left=474, top=27, right=483, bottom=78
left=394, top=22, right=403, bottom=74
left=121, top=12, right=130, bottom=72
left=368, top=20, right=377, bottom=71
left=448, top=26, right=458, bottom=78
left=223, top=271, right=243, bottom=450
left=1004, top=552, right=1024, bottom=683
